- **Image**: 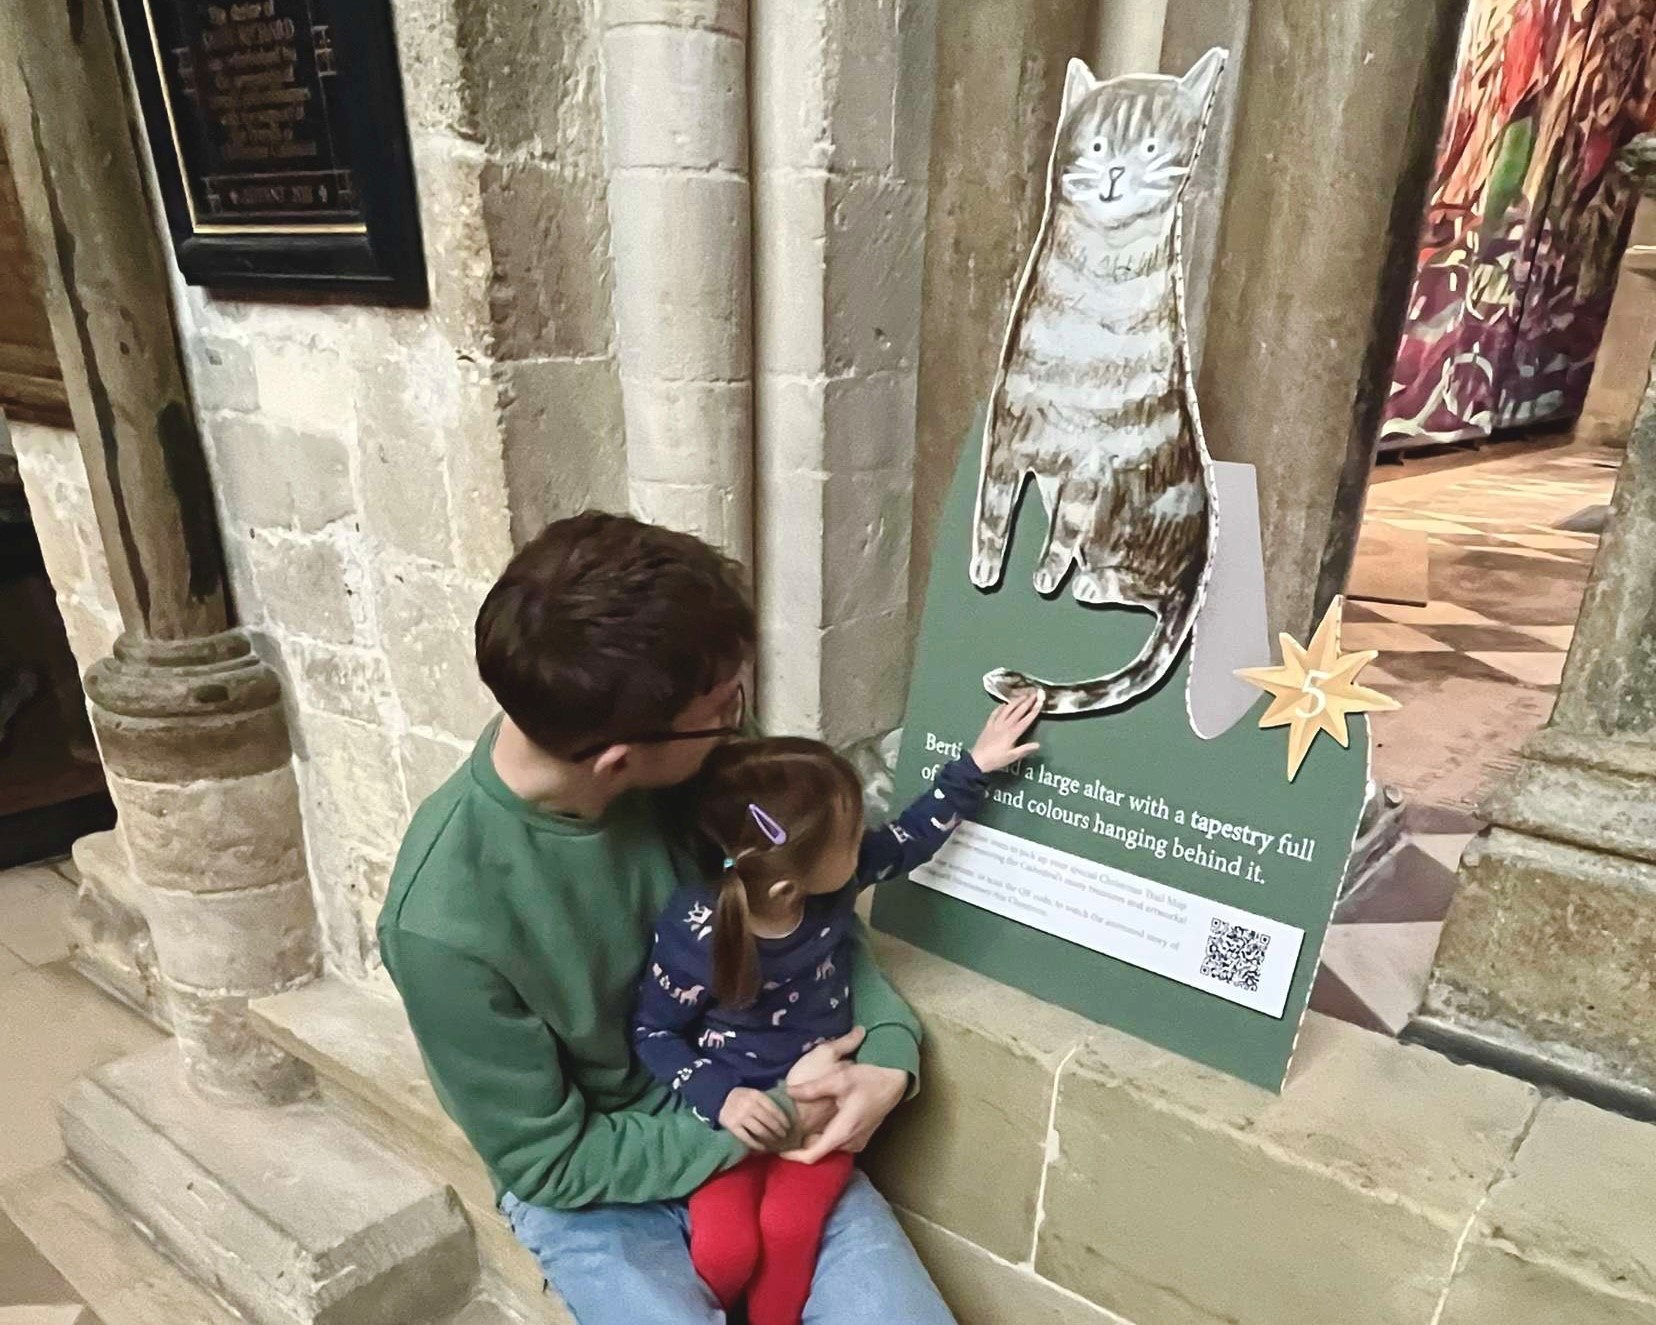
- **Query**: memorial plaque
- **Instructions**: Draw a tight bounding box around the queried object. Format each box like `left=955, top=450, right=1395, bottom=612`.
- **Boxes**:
left=116, top=0, right=427, bottom=302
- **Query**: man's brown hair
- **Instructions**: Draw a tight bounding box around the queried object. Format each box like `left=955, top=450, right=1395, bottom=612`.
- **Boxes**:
left=475, top=511, right=755, bottom=756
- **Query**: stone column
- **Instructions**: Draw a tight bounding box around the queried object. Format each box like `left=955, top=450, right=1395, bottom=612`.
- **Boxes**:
left=752, top=0, right=935, bottom=748
left=1412, top=141, right=1656, bottom=1115
left=602, top=0, right=754, bottom=564
left=1158, top=0, right=1251, bottom=374
left=1198, top=0, right=1466, bottom=640
left=0, top=0, right=319, bottom=1102
left=909, top=2, right=1094, bottom=638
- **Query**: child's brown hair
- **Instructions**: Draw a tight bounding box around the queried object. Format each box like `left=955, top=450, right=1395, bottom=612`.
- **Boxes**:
left=696, top=738, right=864, bottom=1007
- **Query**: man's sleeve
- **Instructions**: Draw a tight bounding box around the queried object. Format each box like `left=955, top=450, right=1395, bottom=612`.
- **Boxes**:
left=843, top=918, right=922, bottom=1094
left=385, top=928, right=745, bottom=1209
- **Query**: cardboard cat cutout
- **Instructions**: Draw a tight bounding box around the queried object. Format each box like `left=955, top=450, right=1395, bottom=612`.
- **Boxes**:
left=971, top=50, right=1227, bottom=717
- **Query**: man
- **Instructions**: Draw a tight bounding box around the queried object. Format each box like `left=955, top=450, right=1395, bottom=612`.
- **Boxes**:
left=378, top=512, right=955, bottom=1324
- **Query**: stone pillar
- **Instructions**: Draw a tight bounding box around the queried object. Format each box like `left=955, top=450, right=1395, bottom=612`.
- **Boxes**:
left=753, top=0, right=935, bottom=747
left=1158, top=0, right=1250, bottom=373
left=86, top=636, right=319, bottom=1101
left=1197, top=0, right=1465, bottom=640
left=602, top=0, right=754, bottom=563
left=0, top=0, right=319, bottom=1102
left=908, top=3, right=1098, bottom=639
left=1412, top=141, right=1656, bottom=1114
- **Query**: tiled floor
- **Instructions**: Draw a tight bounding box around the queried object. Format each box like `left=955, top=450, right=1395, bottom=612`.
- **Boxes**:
left=1310, top=437, right=1622, bottom=1036
left=0, top=861, right=165, bottom=1323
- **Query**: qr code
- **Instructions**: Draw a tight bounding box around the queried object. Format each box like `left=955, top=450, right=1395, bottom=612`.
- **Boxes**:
left=1199, top=918, right=1271, bottom=993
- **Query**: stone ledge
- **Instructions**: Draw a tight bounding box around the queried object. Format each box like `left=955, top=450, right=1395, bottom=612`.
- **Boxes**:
left=1438, top=1096, right=1656, bottom=1324
left=249, top=979, right=570, bottom=1319
left=257, top=940, right=1656, bottom=1325
left=896, top=1207, right=1126, bottom=1325
left=1, top=1159, right=243, bottom=1325
left=863, top=929, right=1094, bottom=1262
left=250, top=979, right=490, bottom=1207
left=61, top=1043, right=477, bottom=1325
left=865, top=930, right=1656, bottom=1325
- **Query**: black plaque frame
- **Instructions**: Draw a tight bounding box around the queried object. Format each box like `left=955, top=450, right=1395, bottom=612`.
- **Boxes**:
left=115, top=0, right=428, bottom=304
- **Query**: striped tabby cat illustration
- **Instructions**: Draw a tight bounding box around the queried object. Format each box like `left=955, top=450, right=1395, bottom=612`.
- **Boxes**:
left=970, top=49, right=1226, bottom=716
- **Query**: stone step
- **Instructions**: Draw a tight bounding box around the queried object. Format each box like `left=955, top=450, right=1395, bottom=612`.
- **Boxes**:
left=248, top=980, right=570, bottom=1320
left=3, top=1160, right=534, bottom=1325
left=60, top=1043, right=478, bottom=1325
left=0, top=1161, right=241, bottom=1325
left=443, top=1296, right=536, bottom=1325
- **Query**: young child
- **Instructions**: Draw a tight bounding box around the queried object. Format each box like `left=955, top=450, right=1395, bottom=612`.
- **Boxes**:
left=631, top=695, right=1041, bottom=1325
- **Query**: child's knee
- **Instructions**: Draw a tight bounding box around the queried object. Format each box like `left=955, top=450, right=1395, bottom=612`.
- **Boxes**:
left=757, top=1196, right=825, bottom=1252
left=693, top=1221, right=760, bottom=1283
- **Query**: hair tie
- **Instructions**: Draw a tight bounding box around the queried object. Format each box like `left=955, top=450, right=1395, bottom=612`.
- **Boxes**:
left=748, top=803, right=787, bottom=845
left=721, top=857, right=736, bottom=871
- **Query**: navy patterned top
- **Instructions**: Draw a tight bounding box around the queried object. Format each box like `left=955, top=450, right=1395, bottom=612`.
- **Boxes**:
left=631, top=756, right=986, bottom=1126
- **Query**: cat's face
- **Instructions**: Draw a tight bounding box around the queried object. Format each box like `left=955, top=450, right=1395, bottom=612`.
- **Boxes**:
left=1051, top=52, right=1225, bottom=238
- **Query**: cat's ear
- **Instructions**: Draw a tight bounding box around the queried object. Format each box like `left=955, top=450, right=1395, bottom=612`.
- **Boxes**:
left=1180, top=47, right=1227, bottom=110
left=1061, top=57, right=1099, bottom=118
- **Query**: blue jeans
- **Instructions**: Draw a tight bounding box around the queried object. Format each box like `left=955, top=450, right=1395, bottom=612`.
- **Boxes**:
left=500, top=1170, right=957, bottom=1324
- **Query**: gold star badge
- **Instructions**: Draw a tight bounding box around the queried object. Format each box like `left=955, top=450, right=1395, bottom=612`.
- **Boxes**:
left=1235, top=596, right=1400, bottom=781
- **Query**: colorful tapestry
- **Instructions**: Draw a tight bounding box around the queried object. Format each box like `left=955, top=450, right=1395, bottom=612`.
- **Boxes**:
left=1381, top=0, right=1656, bottom=448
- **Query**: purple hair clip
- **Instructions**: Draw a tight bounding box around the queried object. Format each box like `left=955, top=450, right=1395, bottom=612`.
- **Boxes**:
left=748, top=802, right=788, bottom=846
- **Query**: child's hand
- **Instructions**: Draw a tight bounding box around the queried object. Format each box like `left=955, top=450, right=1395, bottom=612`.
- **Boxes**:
left=970, top=691, right=1043, bottom=773
left=719, top=1087, right=792, bottom=1150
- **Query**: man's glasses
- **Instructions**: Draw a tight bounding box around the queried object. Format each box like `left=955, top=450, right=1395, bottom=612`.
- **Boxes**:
left=570, top=681, right=747, bottom=763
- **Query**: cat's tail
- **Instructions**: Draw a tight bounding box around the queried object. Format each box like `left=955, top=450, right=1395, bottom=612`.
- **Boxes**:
left=982, top=576, right=1202, bottom=716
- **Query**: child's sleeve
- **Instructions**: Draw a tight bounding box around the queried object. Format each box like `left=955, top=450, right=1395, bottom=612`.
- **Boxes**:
left=631, top=895, right=745, bottom=1128
left=855, top=755, right=989, bottom=888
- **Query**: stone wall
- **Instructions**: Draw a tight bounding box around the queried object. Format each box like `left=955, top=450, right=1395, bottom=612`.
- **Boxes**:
left=127, top=0, right=627, bottom=979
left=19, top=0, right=1218, bottom=973
left=866, top=931, right=1656, bottom=1325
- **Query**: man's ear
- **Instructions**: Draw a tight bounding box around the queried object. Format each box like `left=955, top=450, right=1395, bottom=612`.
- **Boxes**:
left=592, top=744, right=630, bottom=779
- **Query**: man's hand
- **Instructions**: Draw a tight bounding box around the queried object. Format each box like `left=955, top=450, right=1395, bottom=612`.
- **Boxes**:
left=786, top=1039, right=854, bottom=1087
left=782, top=1062, right=908, bottom=1164
left=767, top=1026, right=864, bottom=1151
left=719, top=1088, right=791, bottom=1150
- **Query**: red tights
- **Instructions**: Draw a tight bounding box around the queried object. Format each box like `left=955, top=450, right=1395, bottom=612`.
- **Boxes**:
left=688, top=1151, right=854, bottom=1325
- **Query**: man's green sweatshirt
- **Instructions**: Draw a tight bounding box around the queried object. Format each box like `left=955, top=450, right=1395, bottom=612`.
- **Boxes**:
left=377, top=721, right=922, bottom=1209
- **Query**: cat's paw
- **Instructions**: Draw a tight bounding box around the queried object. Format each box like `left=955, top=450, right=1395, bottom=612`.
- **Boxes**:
left=1073, top=572, right=1106, bottom=604
left=1032, top=563, right=1066, bottom=596
left=969, top=548, right=1005, bottom=590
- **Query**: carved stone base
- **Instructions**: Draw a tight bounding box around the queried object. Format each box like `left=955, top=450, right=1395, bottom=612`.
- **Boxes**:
left=64, top=829, right=169, bottom=1030
left=1413, top=735, right=1656, bottom=1110
left=85, top=630, right=320, bottom=1105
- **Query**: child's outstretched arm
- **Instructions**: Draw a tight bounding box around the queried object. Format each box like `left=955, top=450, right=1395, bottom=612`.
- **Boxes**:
left=855, top=692, right=1041, bottom=886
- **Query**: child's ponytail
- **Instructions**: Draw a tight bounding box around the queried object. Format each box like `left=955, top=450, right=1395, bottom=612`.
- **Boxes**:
left=712, top=856, right=761, bottom=1007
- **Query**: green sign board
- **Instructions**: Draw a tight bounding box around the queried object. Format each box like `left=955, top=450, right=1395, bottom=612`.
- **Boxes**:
left=873, top=434, right=1369, bottom=1090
